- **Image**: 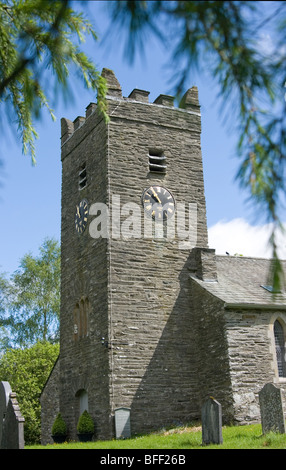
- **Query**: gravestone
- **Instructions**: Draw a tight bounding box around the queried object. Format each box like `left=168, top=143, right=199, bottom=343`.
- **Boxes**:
left=0, top=381, right=25, bottom=449
left=201, top=397, right=223, bottom=445
left=0, top=381, right=12, bottom=446
left=259, top=383, right=285, bottom=434
left=114, top=407, right=131, bottom=439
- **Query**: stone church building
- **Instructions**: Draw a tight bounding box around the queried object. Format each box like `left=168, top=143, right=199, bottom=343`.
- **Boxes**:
left=40, top=69, right=286, bottom=444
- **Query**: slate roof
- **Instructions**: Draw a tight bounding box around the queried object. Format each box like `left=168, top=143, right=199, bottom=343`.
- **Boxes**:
left=190, top=255, right=286, bottom=309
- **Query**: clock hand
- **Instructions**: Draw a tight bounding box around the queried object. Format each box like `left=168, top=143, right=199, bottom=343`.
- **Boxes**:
left=150, top=187, right=162, bottom=204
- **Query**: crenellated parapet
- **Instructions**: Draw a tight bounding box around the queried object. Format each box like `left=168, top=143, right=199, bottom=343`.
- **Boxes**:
left=61, top=68, right=201, bottom=145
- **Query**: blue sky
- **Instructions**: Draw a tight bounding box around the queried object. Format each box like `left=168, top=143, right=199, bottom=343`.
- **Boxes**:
left=0, top=0, right=285, bottom=276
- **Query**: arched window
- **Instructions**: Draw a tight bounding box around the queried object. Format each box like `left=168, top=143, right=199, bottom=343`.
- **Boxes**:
left=75, top=389, right=89, bottom=415
left=73, top=298, right=89, bottom=341
left=73, top=303, right=80, bottom=340
left=274, top=320, right=286, bottom=377
left=80, top=298, right=88, bottom=337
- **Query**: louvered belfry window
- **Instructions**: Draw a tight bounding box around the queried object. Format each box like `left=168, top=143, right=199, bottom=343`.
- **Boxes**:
left=79, top=164, right=87, bottom=190
left=148, top=150, right=166, bottom=173
left=274, top=320, right=286, bottom=377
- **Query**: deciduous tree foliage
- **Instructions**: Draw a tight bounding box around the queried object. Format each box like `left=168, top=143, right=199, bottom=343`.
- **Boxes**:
left=0, top=238, right=60, bottom=348
left=0, top=239, right=60, bottom=443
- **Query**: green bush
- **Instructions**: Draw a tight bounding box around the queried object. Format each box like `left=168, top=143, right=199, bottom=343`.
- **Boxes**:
left=77, top=410, right=95, bottom=434
left=51, top=413, right=67, bottom=436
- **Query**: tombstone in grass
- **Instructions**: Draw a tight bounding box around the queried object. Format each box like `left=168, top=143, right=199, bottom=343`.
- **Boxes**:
left=259, top=383, right=285, bottom=434
left=115, top=407, right=131, bottom=439
left=201, top=397, right=223, bottom=445
left=0, top=381, right=25, bottom=449
left=0, top=381, right=11, bottom=447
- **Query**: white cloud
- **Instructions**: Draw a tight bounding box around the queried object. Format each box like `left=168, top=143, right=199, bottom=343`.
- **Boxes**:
left=257, top=32, right=275, bottom=56
left=256, top=32, right=284, bottom=58
left=208, top=218, right=286, bottom=259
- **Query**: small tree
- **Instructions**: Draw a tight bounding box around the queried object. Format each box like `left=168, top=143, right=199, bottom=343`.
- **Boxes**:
left=77, top=410, right=95, bottom=437
left=0, top=238, right=60, bottom=349
left=51, top=413, right=67, bottom=437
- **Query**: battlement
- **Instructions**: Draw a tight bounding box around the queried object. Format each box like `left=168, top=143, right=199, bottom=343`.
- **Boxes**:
left=61, top=68, right=201, bottom=145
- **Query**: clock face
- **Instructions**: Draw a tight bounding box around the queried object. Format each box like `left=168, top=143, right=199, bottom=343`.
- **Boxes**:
left=75, top=199, right=89, bottom=234
left=142, top=186, right=175, bottom=221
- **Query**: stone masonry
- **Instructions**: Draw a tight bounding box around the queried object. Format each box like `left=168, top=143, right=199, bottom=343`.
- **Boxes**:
left=41, top=69, right=286, bottom=443
left=41, top=68, right=209, bottom=442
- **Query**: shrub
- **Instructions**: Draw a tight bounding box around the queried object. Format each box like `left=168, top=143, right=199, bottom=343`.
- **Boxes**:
left=51, top=413, right=67, bottom=436
left=77, top=410, right=95, bottom=434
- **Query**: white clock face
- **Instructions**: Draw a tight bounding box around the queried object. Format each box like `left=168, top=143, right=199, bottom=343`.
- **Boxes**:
left=142, top=186, right=175, bottom=221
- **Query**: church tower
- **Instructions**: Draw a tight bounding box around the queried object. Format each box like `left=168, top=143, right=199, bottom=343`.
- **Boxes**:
left=46, top=69, right=209, bottom=441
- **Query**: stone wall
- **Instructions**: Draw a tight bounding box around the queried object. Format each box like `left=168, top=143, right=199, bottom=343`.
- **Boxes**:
left=190, top=278, right=234, bottom=423
left=105, top=82, right=208, bottom=434
left=59, top=103, right=111, bottom=441
left=189, top=276, right=286, bottom=426
left=40, top=359, right=60, bottom=445
left=225, top=308, right=286, bottom=424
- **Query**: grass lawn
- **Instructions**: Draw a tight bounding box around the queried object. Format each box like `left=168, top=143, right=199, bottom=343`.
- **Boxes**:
left=26, top=423, right=286, bottom=449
